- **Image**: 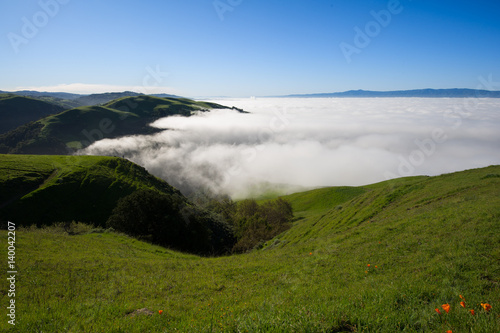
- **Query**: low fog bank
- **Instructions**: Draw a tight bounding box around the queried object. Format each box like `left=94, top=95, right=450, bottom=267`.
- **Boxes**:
left=81, top=98, right=500, bottom=198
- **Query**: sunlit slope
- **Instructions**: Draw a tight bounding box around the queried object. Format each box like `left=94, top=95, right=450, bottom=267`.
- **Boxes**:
left=1, top=166, right=498, bottom=332
left=282, top=186, right=366, bottom=216
left=277, top=167, right=499, bottom=253
left=0, top=154, right=182, bottom=226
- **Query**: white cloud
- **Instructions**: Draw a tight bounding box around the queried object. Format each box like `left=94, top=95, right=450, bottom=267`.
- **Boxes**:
left=81, top=98, right=500, bottom=198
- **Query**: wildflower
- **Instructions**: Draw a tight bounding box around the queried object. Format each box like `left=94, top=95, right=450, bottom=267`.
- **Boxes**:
left=375, top=265, right=378, bottom=268
left=481, top=303, right=492, bottom=312
left=459, top=295, right=465, bottom=301
left=158, top=310, right=163, bottom=314
left=446, top=330, right=452, bottom=333
left=309, top=252, right=312, bottom=255
left=435, top=308, right=442, bottom=315
left=442, top=304, right=450, bottom=313
left=470, top=309, right=475, bottom=315
left=367, top=264, right=371, bottom=267
left=460, top=301, right=466, bottom=308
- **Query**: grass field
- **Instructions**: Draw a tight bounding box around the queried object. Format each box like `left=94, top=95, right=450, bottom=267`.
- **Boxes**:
left=1, top=165, right=499, bottom=332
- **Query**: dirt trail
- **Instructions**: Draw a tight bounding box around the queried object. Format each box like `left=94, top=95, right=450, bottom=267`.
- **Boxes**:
left=0, top=168, right=58, bottom=210
left=39, top=168, right=59, bottom=188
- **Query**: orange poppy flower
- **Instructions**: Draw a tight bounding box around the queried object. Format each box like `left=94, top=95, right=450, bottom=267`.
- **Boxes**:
left=459, top=295, right=465, bottom=301
left=442, top=304, right=450, bottom=313
left=446, top=330, right=452, bottom=333
left=460, top=301, right=466, bottom=308
left=481, top=303, right=492, bottom=312
left=435, top=308, right=442, bottom=315
left=470, top=309, right=475, bottom=315
left=367, top=264, right=371, bottom=267
left=158, top=310, right=163, bottom=314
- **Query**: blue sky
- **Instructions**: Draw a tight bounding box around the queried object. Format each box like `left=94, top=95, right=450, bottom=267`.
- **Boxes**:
left=1, top=0, right=499, bottom=97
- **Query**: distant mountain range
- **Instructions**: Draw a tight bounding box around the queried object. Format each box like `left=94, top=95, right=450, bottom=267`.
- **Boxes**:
left=283, top=88, right=500, bottom=98
left=0, top=90, right=83, bottom=100
left=4, top=88, right=500, bottom=100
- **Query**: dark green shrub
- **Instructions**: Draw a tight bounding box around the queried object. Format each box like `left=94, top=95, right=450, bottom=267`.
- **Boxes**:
left=230, top=198, right=294, bottom=253
left=107, top=189, right=235, bottom=255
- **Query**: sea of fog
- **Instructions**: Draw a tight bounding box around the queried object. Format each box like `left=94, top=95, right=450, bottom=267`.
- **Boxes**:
left=81, top=98, right=500, bottom=198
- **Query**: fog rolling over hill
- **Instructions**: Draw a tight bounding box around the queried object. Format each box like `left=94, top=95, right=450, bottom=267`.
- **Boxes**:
left=0, top=96, right=235, bottom=155
left=81, top=97, right=500, bottom=198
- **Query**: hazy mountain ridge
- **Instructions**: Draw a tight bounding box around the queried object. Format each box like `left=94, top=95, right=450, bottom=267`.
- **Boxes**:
left=72, top=91, right=183, bottom=107
left=0, top=90, right=183, bottom=108
left=0, top=90, right=83, bottom=100
left=284, top=88, right=500, bottom=98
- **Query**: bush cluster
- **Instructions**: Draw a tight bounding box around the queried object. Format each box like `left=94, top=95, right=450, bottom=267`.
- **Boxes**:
left=107, top=190, right=294, bottom=255
left=106, top=189, right=235, bottom=255
left=209, top=197, right=294, bottom=253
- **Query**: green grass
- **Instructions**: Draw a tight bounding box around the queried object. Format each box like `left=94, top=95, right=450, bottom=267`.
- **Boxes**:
left=0, top=154, right=181, bottom=226
left=1, top=166, right=499, bottom=332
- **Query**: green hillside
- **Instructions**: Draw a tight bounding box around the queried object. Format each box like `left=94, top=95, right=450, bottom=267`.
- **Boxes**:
left=0, top=96, right=236, bottom=155
left=1, top=166, right=498, bottom=332
left=0, top=94, right=65, bottom=134
left=0, top=154, right=182, bottom=226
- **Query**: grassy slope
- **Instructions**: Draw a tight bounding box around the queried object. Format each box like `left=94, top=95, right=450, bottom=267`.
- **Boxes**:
left=0, top=96, right=232, bottom=154
left=1, top=166, right=499, bottom=332
left=0, top=94, right=65, bottom=134
left=0, top=154, right=182, bottom=226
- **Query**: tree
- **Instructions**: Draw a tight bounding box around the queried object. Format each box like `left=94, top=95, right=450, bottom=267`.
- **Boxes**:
left=107, top=189, right=236, bottom=255
left=107, top=189, right=185, bottom=243
left=229, top=198, right=294, bottom=253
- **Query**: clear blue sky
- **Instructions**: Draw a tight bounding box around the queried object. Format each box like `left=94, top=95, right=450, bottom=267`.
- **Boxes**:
left=1, top=0, right=499, bottom=97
